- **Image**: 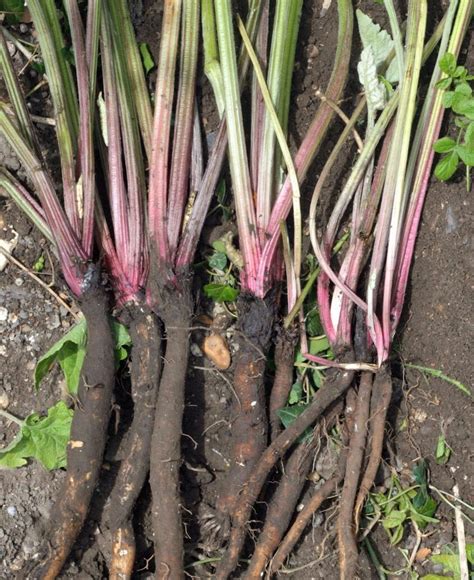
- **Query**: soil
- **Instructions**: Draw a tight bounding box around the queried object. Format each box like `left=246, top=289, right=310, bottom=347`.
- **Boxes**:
left=0, top=1, right=472, bottom=579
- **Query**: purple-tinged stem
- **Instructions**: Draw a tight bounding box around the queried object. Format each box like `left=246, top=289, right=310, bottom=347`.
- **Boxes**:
left=100, top=16, right=130, bottom=265
left=148, top=0, right=182, bottom=270
left=167, top=1, right=200, bottom=260
left=66, top=0, right=95, bottom=258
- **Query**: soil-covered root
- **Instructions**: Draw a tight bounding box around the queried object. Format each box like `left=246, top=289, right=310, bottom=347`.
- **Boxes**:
left=245, top=439, right=315, bottom=578
left=271, top=454, right=347, bottom=574
left=246, top=399, right=343, bottom=578
left=215, top=294, right=275, bottom=531
left=215, top=353, right=355, bottom=580
left=269, top=329, right=296, bottom=440
left=338, top=371, right=373, bottom=580
left=105, top=306, right=161, bottom=552
left=354, top=365, right=392, bottom=522
left=110, top=521, right=136, bottom=580
left=149, top=282, right=193, bottom=579
left=27, top=285, right=115, bottom=580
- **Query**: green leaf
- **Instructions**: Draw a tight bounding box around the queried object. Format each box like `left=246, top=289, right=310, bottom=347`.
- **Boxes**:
left=431, top=554, right=460, bottom=577
left=442, top=91, right=454, bottom=108
left=35, top=319, right=87, bottom=396
left=433, top=137, right=456, bottom=153
left=434, top=151, right=459, bottom=181
left=439, top=53, right=457, bottom=76
left=465, top=122, right=474, bottom=147
left=454, top=82, right=472, bottom=96
left=451, top=93, right=474, bottom=119
left=212, top=240, right=226, bottom=253
left=277, top=403, right=313, bottom=442
left=357, top=46, right=387, bottom=111
left=453, top=65, right=467, bottom=78
left=457, top=145, right=474, bottom=166
left=203, top=283, right=239, bottom=303
left=309, top=336, right=330, bottom=356
left=389, top=523, right=405, bottom=545
left=112, top=321, right=132, bottom=363
left=356, top=10, right=395, bottom=72
left=31, top=254, right=45, bottom=273
left=305, top=307, right=324, bottom=337
left=435, top=434, right=451, bottom=465
left=0, top=402, right=73, bottom=470
left=208, top=251, right=228, bottom=271
left=139, top=43, right=155, bottom=74
left=35, top=319, right=131, bottom=395
left=382, top=509, right=407, bottom=530
left=420, top=575, right=452, bottom=580
left=288, top=381, right=303, bottom=405
left=2, top=0, right=25, bottom=23
left=436, top=77, right=452, bottom=91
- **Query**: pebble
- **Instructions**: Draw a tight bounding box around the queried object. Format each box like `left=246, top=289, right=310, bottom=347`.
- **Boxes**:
left=14, top=278, right=23, bottom=287
left=0, top=307, right=8, bottom=322
left=6, top=506, right=17, bottom=517
left=19, top=24, right=28, bottom=34
left=46, top=313, right=60, bottom=330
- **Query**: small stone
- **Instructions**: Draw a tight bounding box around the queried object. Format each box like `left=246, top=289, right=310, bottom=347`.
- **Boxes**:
left=14, top=278, right=24, bottom=287
left=19, top=24, right=28, bottom=33
left=46, top=313, right=60, bottom=330
left=0, top=308, right=8, bottom=322
left=0, top=390, right=9, bottom=409
left=6, top=506, right=17, bottom=517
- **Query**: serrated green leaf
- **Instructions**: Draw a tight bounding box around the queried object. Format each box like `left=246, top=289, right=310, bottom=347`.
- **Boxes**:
left=451, top=93, right=474, bottom=119
left=2, top=0, right=25, bottom=23
left=358, top=46, right=387, bottom=111
left=442, top=91, right=454, bottom=108
left=139, top=42, right=155, bottom=74
left=288, top=382, right=303, bottom=405
left=203, top=283, right=239, bottom=303
left=0, top=402, right=73, bottom=470
left=439, top=53, right=456, bottom=76
left=434, top=151, right=459, bottom=181
left=457, top=145, right=474, bottom=166
left=356, top=10, right=395, bottom=72
left=35, top=319, right=87, bottom=395
left=208, top=251, right=228, bottom=271
left=465, top=122, right=474, bottom=147
left=433, top=137, right=456, bottom=153
left=454, top=82, right=472, bottom=96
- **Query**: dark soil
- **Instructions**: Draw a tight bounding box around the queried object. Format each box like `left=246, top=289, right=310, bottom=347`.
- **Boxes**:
left=0, top=1, right=472, bottom=579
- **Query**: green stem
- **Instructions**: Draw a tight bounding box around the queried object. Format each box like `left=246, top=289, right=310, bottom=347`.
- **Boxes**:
left=0, top=408, right=24, bottom=427
left=202, top=0, right=225, bottom=116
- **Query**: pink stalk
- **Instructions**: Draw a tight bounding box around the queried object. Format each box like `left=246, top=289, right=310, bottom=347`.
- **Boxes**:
left=67, top=0, right=95, bottom=258
left=167, top=1, right=200, bottom=259
left=148, top=0, right=182, bottom=268
left=100, top=18, right=130, bottom=264
left=176, top=120, right=228, bottom=268
left=335, top=124, right=393, bottom=345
